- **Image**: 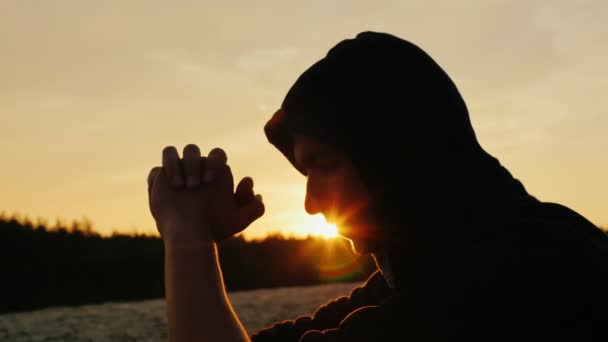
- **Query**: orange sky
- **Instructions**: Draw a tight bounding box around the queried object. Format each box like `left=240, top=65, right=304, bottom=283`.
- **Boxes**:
left=1, top=1, right=606, bottom=240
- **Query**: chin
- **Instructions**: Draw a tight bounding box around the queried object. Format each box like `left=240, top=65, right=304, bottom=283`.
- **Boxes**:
left=337, top=222, right=384, bottom=255
left=346, top=238, right=380, bottom=255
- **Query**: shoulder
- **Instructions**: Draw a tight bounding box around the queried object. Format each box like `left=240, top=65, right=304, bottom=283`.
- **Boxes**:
left=504, top=201, right=608, bottom=322
left=513, top=200, right=608, bottom=256
left=488, top=200, right=608, bottom=284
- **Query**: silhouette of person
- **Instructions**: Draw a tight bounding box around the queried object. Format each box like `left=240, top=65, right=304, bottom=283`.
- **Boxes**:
left=147, top=31, right=608, bottom=341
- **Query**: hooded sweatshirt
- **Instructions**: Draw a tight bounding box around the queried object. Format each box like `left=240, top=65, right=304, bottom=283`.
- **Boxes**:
left=252, top=31, right=608, bottom=341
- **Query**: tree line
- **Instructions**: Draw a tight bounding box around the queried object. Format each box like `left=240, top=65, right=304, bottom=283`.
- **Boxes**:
left=0, top=213, right=375, bottom=315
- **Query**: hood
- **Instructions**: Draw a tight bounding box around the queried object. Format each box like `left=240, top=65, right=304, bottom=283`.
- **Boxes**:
left=264, top=31, right=536, bottom=249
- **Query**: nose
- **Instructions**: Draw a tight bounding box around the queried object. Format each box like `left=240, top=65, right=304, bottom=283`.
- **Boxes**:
left=305, top=199, right=321, bottom=215
left=304, top=177, right=323, bottom=215
left=304, top=189, right=322, bottom=215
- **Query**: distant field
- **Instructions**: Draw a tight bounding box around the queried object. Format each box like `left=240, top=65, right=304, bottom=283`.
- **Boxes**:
left=0, top=281, right=360, bottom=341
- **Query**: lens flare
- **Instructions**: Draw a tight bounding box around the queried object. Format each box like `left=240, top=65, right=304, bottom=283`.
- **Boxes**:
left=316, top=237, right=369, bottom=282
left=308, top=215, right=339, bottom=239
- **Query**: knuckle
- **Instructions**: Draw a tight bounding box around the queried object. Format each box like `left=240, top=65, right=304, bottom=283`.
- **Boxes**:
left=212, top=163, right=230, bottom=177
left=148, top=166, right=161, bottom=179
left=162, top=145, right=177, bottom=155
left=215, top=163, right=232, bottom=179
left=208, top=147, right=227, bottom=163
left=241, top=177, right=253, bottom=188
left=183, top=144, right=200, bottom=155
left=222, top=163, right=231, bottom=173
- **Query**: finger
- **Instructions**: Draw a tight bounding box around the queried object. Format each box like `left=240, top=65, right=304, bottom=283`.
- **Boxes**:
left=182, top=144, right=202, bottom=189
left=204, top=147, right=228, bottom=182
left=162, top=146, right=184, bottom=188
left=235, top=176, right=255, bottom=205
left=234, top=194, right=265, bottom=231
left=147, top=166, right=162, bottom=193
left=213, top=193, right=265, bottom=241
left=213, top=163, right=235, bottom=194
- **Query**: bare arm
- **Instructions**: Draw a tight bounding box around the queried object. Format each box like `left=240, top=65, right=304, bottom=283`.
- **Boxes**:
left=164, top=237, right=250, bottom=342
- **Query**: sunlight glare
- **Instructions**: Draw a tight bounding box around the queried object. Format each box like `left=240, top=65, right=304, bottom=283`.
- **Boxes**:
left=308, top=215, right=339, bottom=239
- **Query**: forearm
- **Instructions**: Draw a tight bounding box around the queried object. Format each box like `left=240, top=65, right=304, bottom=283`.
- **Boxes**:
left=163, top=234, right=250, bottom=342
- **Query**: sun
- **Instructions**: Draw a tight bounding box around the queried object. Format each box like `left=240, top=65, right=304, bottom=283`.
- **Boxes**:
left=307, top=215, right=339, bottom=239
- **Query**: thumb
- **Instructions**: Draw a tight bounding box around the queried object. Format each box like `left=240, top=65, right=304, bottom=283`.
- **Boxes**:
left=234, top=194, right=265, bottom=229
left=212, top=195, right=265, bottom=242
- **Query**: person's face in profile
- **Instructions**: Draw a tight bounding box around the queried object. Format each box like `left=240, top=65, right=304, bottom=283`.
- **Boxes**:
left=292, top=134, right=380, bottom=254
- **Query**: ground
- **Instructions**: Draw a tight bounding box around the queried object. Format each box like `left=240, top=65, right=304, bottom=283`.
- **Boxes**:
left=0, top=281, right=358, bottom=341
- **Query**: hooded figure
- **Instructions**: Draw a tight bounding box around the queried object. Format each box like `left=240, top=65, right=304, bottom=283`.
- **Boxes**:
left=253, top=31, right=608, bottom=341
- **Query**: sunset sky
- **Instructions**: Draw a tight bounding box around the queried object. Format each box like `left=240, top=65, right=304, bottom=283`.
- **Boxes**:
left=1, top=0, right=606, bottom=240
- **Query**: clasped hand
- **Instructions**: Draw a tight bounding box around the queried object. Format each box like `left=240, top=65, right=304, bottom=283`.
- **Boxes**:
left=147, top=144, right=265, bottom=246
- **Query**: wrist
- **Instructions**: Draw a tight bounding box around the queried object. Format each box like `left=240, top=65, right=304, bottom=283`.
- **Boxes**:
left=159, top=221, right=215, bottom=249
left=164, top=239, right=216, bottom=252
left=163, top=238, right=218, bottom=271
